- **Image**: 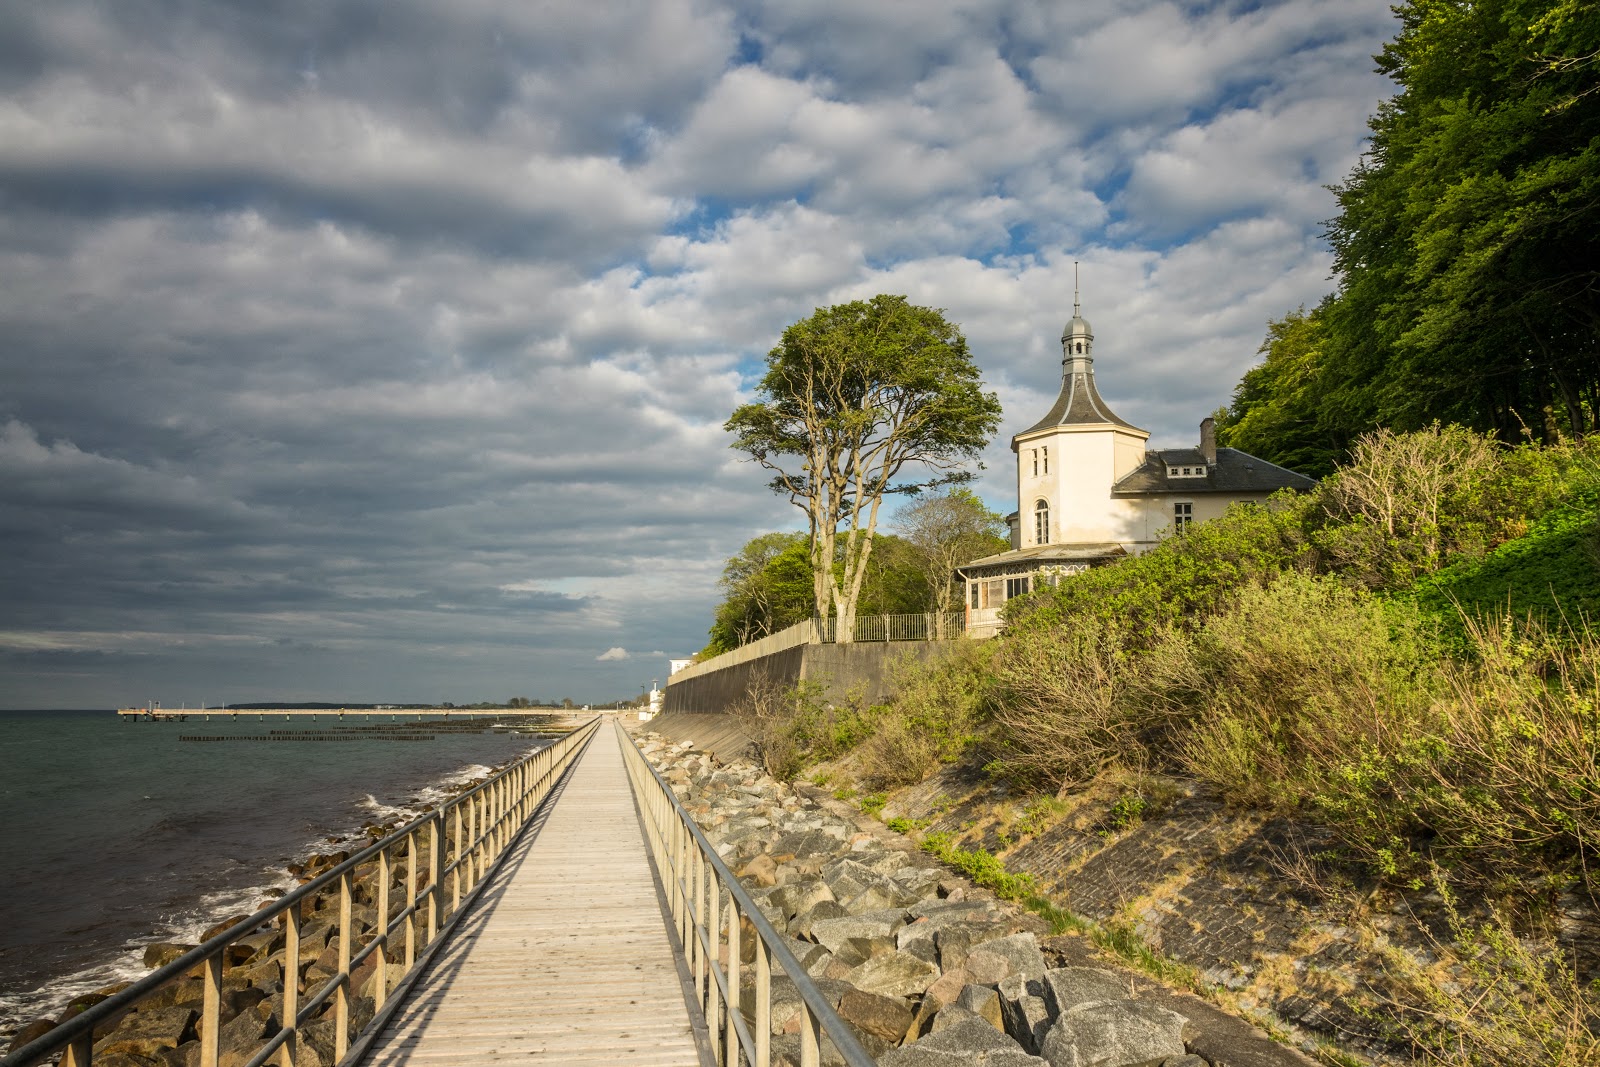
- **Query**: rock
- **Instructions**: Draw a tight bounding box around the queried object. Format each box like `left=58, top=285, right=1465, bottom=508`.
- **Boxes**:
left=94, top=1006, right=197, bottom=1058
left=771, top=829, right=847, bottom=862
left=200, top=915, right=254, bottom=944
left=957, top=983, right=1006, bottom=1030
left=935, top=922, right=1013, bottom=971
left=740, top=854, right=781, bottom=887
left=880, top=1017, right=1049, bottom=1066
left=966, top=934, right=1047, bottom=985
left=808, top=910, right=905, bottom=954
left=845, top=950, right=940, bottom=998
left=920, top=967, right=969, bottom=1011
left=1038, top=968, right=1128, bottom=1017
left=996, top=975, right=1051, bottom=1053
left=143, top=943, right=197, bottom=970
left=739, top=975, right=851, bottom=1036
left=836, top=988, right=914, bottom=1042
left=90, top=1054, right=168, bottom=1067
left=1038, top=1000, right=1188, bottom=1067
left=191, top=1007, right=271, bottom=1067
left=935, top=1002, right=1003, bottom=1037
left=1157, top=1057, right=1208, bottom=1067
left=791, top=899, right=849, bottom=940
left=7, top=1018, right=57, bottom=1056
left=780, top=937, right=831, bottom=975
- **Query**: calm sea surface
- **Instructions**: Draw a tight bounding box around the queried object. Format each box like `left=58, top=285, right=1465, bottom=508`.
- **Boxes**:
left=0, top=709, right=552, bottom=1035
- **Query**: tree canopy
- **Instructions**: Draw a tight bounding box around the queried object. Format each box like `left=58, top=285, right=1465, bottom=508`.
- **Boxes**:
left=701, top=531, right=931, bottom=656
left=725, top=295, right=1002, bottom=641
left=1218, top=0, right=1599, bottom=465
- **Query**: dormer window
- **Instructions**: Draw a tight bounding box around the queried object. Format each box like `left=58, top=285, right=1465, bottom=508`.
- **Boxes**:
left=1168, top=465, right=1207, bottom=478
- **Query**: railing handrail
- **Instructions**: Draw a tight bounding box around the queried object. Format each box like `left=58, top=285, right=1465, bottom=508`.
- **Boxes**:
left=1, top=717, right=604, bottom=1067
left=614, top=720, right=875, bottom=1067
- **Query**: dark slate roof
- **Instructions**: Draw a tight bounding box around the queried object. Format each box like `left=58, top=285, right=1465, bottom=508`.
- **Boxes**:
left=956, top=542, right=1127, bottom=576
left=1015, top=367, right=1145, bottom=439
left=1110, top=446, right=1316, bottom=496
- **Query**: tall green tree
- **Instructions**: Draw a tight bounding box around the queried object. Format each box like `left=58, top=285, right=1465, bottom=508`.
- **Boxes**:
left=1321, top=0, right=1600, bottom=440
left=1217, top=303, right=1348, bottom=478
left=704, top=532, right=811, bottom=653
left=725, top=295, right=1002, bottom=641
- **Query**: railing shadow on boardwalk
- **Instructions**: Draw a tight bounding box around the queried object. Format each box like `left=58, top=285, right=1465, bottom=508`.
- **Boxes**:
left=357, top=759, right=581, bottom=1066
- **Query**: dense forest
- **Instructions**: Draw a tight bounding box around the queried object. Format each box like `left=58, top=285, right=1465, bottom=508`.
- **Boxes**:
left=1217, top=0, right=1598, bottom=477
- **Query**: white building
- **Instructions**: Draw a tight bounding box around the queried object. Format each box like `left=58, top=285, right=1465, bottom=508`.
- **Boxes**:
left=957, top=294, right=1314, bottom=636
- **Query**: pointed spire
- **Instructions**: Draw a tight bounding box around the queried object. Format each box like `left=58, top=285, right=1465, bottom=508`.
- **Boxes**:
left=1073, top=260, right=1080, bottom=318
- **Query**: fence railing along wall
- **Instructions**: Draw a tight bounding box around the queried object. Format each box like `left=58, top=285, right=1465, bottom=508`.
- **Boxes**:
left=667, top=611, right=964, bottom=688
left=615, top=720, right=875, bottom=1067
left=0, top=717, right=603, bottom=1067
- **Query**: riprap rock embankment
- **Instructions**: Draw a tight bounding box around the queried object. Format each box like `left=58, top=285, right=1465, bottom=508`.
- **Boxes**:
left=637, top=730, right=1309, bottom=1067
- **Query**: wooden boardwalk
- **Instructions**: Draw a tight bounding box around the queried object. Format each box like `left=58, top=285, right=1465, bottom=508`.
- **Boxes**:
left=364, top=727, right=705, bottom=1066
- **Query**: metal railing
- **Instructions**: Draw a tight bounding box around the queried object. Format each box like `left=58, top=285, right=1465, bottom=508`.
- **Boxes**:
left=614, top=721, right=874, bottom=1067
left=1, top=717, right=603, bottom=1067
left=814, top=611, right=964, bottom=644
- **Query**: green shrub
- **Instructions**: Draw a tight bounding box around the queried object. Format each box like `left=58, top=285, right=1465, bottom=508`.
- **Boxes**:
left=852, top=641, right=994, bottom=789
left=1304, top=616, right=1600, bottom=892
left=1005, top=493, right=1313, bottom=646
left=1178, top=572, right=1440, bottom=810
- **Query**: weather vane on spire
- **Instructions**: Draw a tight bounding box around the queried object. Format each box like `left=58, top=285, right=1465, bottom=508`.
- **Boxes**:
left=1073, top=260, right=1081, bottom=317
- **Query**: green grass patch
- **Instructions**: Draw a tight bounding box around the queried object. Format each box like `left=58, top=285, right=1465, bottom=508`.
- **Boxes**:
left=916, top=831, right=1200, bottom=989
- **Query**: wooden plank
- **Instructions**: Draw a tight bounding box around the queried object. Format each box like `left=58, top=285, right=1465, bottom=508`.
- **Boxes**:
left=363, top=728, right=701, bottom=1066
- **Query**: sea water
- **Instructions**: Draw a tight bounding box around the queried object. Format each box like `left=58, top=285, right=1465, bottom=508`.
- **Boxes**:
left=0, top=709, right=553, bottom=1036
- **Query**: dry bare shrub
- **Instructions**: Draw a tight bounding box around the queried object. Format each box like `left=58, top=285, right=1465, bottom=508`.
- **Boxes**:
left=987, top=622, right=1182, bottom=793
left=1372, top=870, right=1600, bottom=1067
left=1317, top=424, right=1498, bottom=586
left=729, top=674, right=871, bottom=780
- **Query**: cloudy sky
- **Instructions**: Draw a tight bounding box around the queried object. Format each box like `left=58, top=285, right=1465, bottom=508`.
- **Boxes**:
left=0, top=0, right=1398, bottom=708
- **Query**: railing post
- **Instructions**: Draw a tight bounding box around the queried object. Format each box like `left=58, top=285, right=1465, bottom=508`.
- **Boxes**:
left=725, top=898, right=740, bottom=1067
left=451, top=803, right=463, bottom=915
left=707, top=882, right=722, bottom=1065
left=200, top=952, right=222, bottom=1067
left=60, top=1031, right=92, bottom=1067
left=428, top=811, right=443, bottom=943
left=404, top=829, right=418, bottom=970
left=374, top=846, right=391, bottom=1011
left=280, top=902, right=301, bottom=1067
left=755, top=936, right=771, bottom=1067
left=800, top=1001, right=821, bottom=1067
left=692, top=844, right=704, bottom=1002
left=335, top=868, right=352, bottom=1062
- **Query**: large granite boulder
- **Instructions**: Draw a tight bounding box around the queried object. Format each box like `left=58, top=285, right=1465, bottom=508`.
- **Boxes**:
left=844, top=950, right=940, bottom=998
left=1038, top=1000, right=1188, bottom=1067
left=879, top=1017, right=1049, bottom=1067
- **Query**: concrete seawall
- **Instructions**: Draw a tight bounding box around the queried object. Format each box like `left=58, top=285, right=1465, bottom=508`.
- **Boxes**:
left=661, top=639, right=961, bottom=716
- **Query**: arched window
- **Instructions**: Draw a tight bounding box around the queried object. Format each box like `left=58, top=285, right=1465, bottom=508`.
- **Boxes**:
left=1034, top=499, right=1050, bottom=545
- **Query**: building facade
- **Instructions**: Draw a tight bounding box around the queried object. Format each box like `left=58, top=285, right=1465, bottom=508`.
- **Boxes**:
left=957, top=296, right=1314, bottom=636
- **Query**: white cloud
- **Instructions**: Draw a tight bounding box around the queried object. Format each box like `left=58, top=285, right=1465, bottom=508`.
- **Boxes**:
left=596, top=646, right=630, bottom=661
